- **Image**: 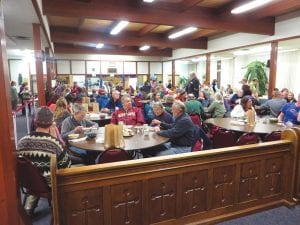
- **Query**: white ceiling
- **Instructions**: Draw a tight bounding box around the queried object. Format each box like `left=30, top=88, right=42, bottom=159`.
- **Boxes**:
left=4, top=0, right=48, bottom=57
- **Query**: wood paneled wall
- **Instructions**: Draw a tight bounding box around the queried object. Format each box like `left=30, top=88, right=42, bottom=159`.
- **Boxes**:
left=52, top=129, right=299, bottom=225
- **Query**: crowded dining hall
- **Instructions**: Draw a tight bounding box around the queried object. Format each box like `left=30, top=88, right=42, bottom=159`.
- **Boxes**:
left=2, top=0, right=300, bottom=225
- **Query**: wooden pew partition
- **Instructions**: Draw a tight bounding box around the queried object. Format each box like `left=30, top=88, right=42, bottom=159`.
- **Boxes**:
left=52, top=129, right=299, bottom=225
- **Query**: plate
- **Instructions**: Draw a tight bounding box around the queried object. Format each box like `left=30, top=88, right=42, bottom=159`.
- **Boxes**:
left=123, top=133, right=134, bottom=137
left=68, top=134, right=79, bottom=139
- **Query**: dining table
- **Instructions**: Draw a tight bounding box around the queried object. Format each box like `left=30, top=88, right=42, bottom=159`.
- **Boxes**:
left=85, top=112, right=112, bottom=127
left=204, top=117, right=299, bottom=134
left=68, top=126, right=169, bottom=152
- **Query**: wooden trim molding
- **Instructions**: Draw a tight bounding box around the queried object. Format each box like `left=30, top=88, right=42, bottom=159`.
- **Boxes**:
left=0, top=1, right=20, bottom=224
left=52, top=129, right=299, bottom=225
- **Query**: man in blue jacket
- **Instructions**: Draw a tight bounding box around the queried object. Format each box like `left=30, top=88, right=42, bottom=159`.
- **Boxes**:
left=153, top=100, right=194, bottom=156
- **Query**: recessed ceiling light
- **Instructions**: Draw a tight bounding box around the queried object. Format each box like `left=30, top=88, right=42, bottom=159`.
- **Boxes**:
left=96, top=43, right=104, bottom=49
left=143, top=0, right=155, bottom=2
left=231, top=0, right=273, bottom=14
left=139, top=45, right=150, bottom=51
left=168, top=27, right=197, bottom=39
left=110, top=20, right=129, bottom=35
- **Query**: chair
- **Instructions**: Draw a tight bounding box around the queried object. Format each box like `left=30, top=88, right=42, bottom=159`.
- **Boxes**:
left=192, top=126, right=212, bottom=151
left=189, top=114, right=202, bottom=128
left=16, top=155, right=52, bottom=216
left=212, top=128, right=237, bottom=148
left=236, top=133, right=260, bottom=146
left=264, top=131, right=281, bottom=142
left=97, top=148, right=131, bottom=164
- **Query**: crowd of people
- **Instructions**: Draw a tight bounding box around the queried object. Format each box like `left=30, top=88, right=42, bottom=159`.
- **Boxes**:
left=13, top=73, right=300, bottom=216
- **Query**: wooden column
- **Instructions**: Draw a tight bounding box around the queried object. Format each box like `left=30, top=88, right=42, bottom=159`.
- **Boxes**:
left=268, top=41, right=278, bottom=97
left=206, top=53, right=211, bottom=84
left=172, top=60, right=175, bottom=87
left=33, top=23, right=46, bottom=106
left=0, top=1, right=21, bottom=224
left=147, top=61, right=150, bottom=82
left=45, top=47, right=52, bottom=93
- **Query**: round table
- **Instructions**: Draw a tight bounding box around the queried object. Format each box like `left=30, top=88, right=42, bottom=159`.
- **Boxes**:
left=204, top=117, right=298, bottom=134
left=85, top=113, right=112, bottom=127
left=68, top=127, right=169, bottom=152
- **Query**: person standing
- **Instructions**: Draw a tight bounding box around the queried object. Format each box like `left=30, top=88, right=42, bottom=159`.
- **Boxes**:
left=185, top=72, right=200, bottom=98
left=10, top=81, right=18, bottom=111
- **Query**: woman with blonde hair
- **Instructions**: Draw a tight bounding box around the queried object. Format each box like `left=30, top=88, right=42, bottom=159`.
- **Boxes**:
left=54, top=97, right=71, bottom=128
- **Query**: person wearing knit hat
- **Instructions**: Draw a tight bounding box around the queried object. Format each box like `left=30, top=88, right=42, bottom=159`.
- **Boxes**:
left=17, top=106, right=71, bottom=216
left=35, top=106, right=54, bottom=128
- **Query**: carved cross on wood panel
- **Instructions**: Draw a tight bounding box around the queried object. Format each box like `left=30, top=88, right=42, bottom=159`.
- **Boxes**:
left=184, top=177, right=206, bottom=209
left=241, top=169, right=258, bottom=197
left=113, top=189, right=140, bottom=224
left=71, top=196, right=102, bottom=225
left=265, top=164, right=281, bottom=192
left=215, top=173, right=233, bottom=204
left=151, top=183, right=175, bottom=216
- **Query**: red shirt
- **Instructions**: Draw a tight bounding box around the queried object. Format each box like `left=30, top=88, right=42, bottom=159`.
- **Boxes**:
left=111, top=107, right=145, bottom=125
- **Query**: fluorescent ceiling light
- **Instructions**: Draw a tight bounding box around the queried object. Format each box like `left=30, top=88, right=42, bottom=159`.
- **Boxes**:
left=168, top=27, right=197, bottom=39
left=96, top=43, right=104, bottom=49
left=143, top=0, right=155, bottom=2
left=139, top=45, right=150, bottom=51
left=231, top=0, right=273, bottom=14
left=110, top=20, right=129, bottom=35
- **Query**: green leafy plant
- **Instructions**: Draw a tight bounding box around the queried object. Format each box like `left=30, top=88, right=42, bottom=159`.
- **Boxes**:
left=178, top=76, right=188, bottom=89
left=244, top=61, right=268, bottom=96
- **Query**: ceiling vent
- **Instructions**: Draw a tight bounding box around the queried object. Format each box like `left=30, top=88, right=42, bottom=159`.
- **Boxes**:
left=10, top=35, right=31, bottom=41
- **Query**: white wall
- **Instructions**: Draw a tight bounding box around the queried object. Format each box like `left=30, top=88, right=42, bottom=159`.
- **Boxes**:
left=56, top=53, right=162, bottom=62
left=168, top=10, right=300, bottom=60
left=277, top=50, right=300, bottom=95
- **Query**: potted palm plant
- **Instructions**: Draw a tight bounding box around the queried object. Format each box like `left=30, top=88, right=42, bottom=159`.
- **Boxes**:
left=243, top=61, right=268, bottom=96
left=178, top=76, right=188, bottom=89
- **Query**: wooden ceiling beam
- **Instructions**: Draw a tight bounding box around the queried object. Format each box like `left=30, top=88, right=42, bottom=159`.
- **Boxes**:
left=138, top=24, right=159, bottom=36
left=51, top=29, right=207, bottom=49
left=189, top=29, right=221, bottom=40
left=249, top=0, right=300, bottom=19
left=43, top=0, right=275, bottom=35
left=179, top=0, right=205, bottom=12
left=54, top=43, right=172, bottom=56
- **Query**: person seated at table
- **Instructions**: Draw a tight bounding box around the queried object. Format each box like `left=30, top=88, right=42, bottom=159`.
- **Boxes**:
left=89, top=88, right=98, bottom=102
left=96, top=88, right=109, bottom=110
left=163, top=94, right=174, bottom=115
left=175, top=89, right=187, bottom=102
left=153, top=100, right=194, bottom=156
left=101, top=90, right=122, bottom=113
left=61, top=103, right=98, bottom=139
left=111, top=94, right=145, bottom=125
left=184, top=94, right=204, bottom=117
left=287, top=92, right=297, bottom=103
left=278, top=93, right=300, bottom=124
left=17, top=106, right=71, bottom=216
left=198, top=90, right=210, bottom=108
left=61, top=103, right=98, bottom=163
left=281, top=88, right=289, bottom=101
left=54, top=97, right=71, bottom=129
left=151, top=102, right=174, bottom=126
left=204, top=92, right=226, bottom=118
left=240, top=78, right=252, bottom=96
left=230, top=89, right=243, bottom=105
left=256, top=90, right=286, bottom=117
left=230, top=96, right=255, bottom=118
